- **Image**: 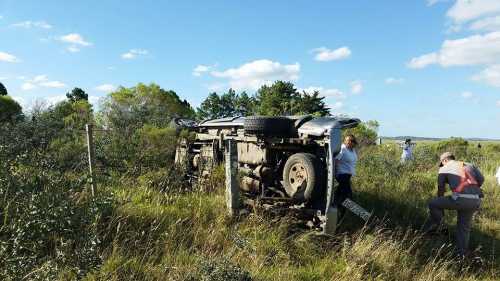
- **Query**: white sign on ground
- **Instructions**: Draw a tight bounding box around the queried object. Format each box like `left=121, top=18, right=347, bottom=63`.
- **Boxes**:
left=342, top=198, right=372, bottom=222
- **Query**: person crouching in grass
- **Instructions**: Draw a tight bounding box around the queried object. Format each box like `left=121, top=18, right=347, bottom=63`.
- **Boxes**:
left=423, top=152, right=484, bottom=258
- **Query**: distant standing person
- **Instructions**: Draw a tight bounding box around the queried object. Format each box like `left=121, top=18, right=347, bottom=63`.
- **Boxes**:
left=496, top=166, right=500, bottom=186
left=401, top=138, right=414, bottom=163
left=334, top=134, right=358, bottom=219
left=423, top=152, right=484, bottom=257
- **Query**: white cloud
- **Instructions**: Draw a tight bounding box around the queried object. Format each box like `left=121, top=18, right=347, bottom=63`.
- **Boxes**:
left=311, top=47, right=351, bottom=62
left=10, top=95, right=102, bottom=111
left=121, top=49, right=149, bottom=59
left=10, top=20, right=52, bottom=29
left=470, top=15, right=500, bottom=31
left=446, top=24, right=463, bottom=33
left=95, top=84, right=117, bottom=92
left=427, top=0, right=449, bottom=6
left=67, top=46, right=80, bottom=53
left=193, top=65, right=211, bottom=76
left=45, top=95, right=67, bottom=105
left=408, top=32, right=500, bottom=68
left=32, top=75, right=48, bottom=83
left=461, top=91, right=473, bottom=98
left=88, top=96, right=102, bottom=107
left=59, top=33, right=92, bottom=46
left=447, top=0, right=500, bottom=23
left=300, top=86, right=345, bottom=99
left=21, top=82, right=36, bottom=90
left=385, top=77, right=405, bottom=84
left=21, top=75, right=66, bottom=89
left=421, top=1, right=500, bottom=87
left=0, top=76, right=7, bottom=81
left=350, top=80, right=363, bottom=94
left=40, top=81, right=66, bottom=88
left=211, top=59, right=300, bottom=91
left=329, top=102, right=344, bottom=111
left=407, top=53, right=438, bottom=69
left=133, top=49, right=148, bottom=55
left=11, top=96, right=27, bottom=108
left=472, top=64, right=500, bottom=87
left=121, top=53, right=134, bottom=59
left=0, top=51, right=20, bottom=63
left=497, top=100, right=500, bottom=107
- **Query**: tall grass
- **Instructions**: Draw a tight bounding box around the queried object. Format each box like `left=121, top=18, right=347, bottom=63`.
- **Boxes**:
left=2, top=141, right=499, bottom=280
left=79, top=142, right=499, bottom=280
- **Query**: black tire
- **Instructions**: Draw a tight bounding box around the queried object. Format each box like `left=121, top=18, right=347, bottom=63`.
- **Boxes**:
left=244, top=116, right=292, bottom=137
left=171, top=118, right=197, bottom=133
left=282, top=153, right=325, bottom=202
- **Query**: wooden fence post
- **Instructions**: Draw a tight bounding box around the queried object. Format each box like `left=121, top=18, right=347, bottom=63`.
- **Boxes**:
left=85, top=124, right=96, bottom=197
left=225, top=139, right=240, bottom=216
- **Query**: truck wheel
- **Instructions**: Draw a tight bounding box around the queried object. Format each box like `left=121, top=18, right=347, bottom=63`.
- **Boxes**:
left=244, top=116, right=292, bottom=137
left=170, top=118, right=197, bottom=132
left=282, top=153, right=324, bottom=202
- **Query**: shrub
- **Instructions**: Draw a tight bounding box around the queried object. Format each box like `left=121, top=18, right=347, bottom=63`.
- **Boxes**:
left=48, top=134, right=88, bottom=171
left=0, top=164, right=114, bottom=279
left=197, top=257, right=252, bottom=281
left=0, top=116, right=114, bottom=280
left=94, top=123, right=179, bottom=176
left=134, top=125, right=177, bottom=168
left=436, top=137, right=468, bottom=159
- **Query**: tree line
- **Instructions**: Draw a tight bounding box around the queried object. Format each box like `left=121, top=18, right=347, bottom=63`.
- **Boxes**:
left=0, top=79, right=381, bottom=158
left=0, top=80, right=332, bottom=123
left=197, top=81, right=330, bottom=119
left=0, top=80, right=378, bottom=149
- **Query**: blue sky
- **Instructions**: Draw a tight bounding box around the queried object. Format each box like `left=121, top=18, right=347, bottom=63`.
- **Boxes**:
left=1, top=0, right=499, bottom=138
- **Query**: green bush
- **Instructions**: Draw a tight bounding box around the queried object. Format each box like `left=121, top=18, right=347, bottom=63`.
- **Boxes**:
left=0, top=158, right=114, bottom=280
left=0, top=116, right=115, bottom=280
left=134, top=125, right=177, bottom=168
left=436, top=137, right=469, bottom=159
left=95, top=124, right=179, bottom=176
left=48, top=134, right=88, bottom=171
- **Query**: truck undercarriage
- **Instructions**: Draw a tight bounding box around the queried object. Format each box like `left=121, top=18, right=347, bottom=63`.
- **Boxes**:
left=174, top=115, right=360, bottom=213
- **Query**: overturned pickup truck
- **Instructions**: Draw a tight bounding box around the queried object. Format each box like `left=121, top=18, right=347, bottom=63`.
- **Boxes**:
left=174, top=115, right=360, bottom=211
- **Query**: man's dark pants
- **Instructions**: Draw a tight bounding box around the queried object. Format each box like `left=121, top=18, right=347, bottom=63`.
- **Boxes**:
left=425, top=196, right=481, bottom=255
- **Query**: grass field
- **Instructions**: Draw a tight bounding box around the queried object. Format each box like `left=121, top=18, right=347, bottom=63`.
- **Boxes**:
left=83, top=142, right=500, bottom=280
left=1, top=139, right=499, bottom=280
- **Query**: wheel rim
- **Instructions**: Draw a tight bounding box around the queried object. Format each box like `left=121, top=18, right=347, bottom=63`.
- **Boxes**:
left=288, top=163, right=308, bottom=194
